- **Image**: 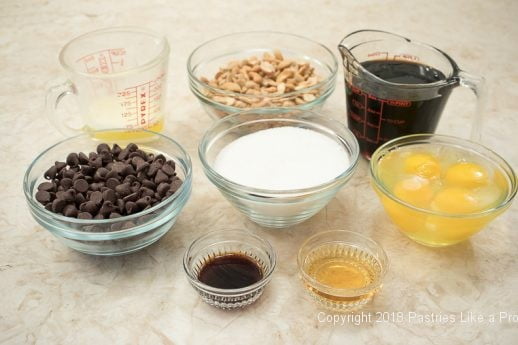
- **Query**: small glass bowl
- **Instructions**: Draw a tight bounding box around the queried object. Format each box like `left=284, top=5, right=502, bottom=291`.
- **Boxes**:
left=23, top=129, right=192, bottom=256
left=370, top=134, right=517, bottom=247
left=198, top=109, right=360, bottom=228
left=188, top=31, right=338, bottom=120
left=298, top=230, right=389, bottom=312
left=183, top=229, right=276, bottom=309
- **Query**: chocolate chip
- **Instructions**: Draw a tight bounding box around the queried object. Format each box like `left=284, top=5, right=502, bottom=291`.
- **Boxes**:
left=121, top=164, right=136, bottom=176
left=123, top=192, right=139, bottom=203
left=78, top=152, right=89, bottom=164
left=116, top=199, right=125, bottom=213
left=37, top=182, right=56, bottom=192
left=35, top=190, right=51, bottom=204
left=161, top=163, right=176, bottom=176
left=72, top=172, right=85, bottom=182
left=97, top=143, right=111, bottom=154
left=139, top=187, right=154, bottom=198
left=157, top=182, right=170, bottom=197
left=99, top=201, right=116, bottom=216
left=115, top=183, right=131, bottom=197
left=44, top=203, right=52, bottom=211
left=94, top=213, right=104, bottom=220
left=100, top=151, right=113, bottom=164
left=118, top=148, right=130, bottom=161
left=90, top=191, right=103, bottom=205
left=62, top=189, right=76, bottom=202
left=66, top=153, right=79, bottom=167
left=44, top=165, right=57, bottom=180
left=125, top=201, right=139, bottom=214
left=90, top=182, right=105, bottom=191
left=123, top=174, right=137, bottom=184
left=130, top=181, right=141, bottom=193
left=154, top=154, right=166, bottom=164
left=147, top=153, right=155, bottom=162
left=52, top=198, right=66, bottom=213
left=73, top=179, right=89, bottom=193
left=154, top=169, right=169, bottom=184
left=89, top=152, right=98, bottom=160
left=63, top=204, right=78, bottom=217
left=112, top=144, right=122, bottom=155
left=136, top=196, right=152, bottom=209
left=89, top=156, right=103, bottom=169
left=80, top=165, right=96, bottom=176
left=105, top=178, right=119, bottom=190
left=102, top=189, right=117, bottom=203
left=147, top=161, right=161, bottom=177
left=111, top=161, right=126, bottom=174
left=106, top=170, right=120, bottom=180
left=55, top=161, right=67, bottom=171
left=80, top=200, right=98, bottom=214
left=170, top=178, right=183, bottom=193
left=78, top=212, right=92, bottom=219
left=136, top=160, right=149, bottom=173
left=127, top=143, right=138, bottom=152
left=129, top=151, right=145, bottom=159
left=75, top=192, right=86, bottom=205
left=63, top=169, right=75, bottom=179
left=94, top=167, right=109, bottom=181
left=141, top=179, right=156, bottom=189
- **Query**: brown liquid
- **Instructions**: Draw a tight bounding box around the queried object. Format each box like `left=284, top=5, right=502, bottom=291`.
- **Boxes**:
left=198, top=253, right=263, bottom=289
left=345, top=60, right=454, bottom=158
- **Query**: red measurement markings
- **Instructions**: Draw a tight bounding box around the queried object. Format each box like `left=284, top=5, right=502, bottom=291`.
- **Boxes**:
left=347, top=81, right=412, bottom=144
left=76, top=48, right=126, bottom=74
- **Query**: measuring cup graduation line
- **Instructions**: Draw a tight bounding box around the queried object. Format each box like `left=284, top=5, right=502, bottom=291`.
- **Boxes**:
left=76, top=48, right=126, bottom=74
left=119, top=76, right=164, bottom=129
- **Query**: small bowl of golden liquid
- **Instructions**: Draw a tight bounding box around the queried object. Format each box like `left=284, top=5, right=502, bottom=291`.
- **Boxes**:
left=297, top=230, right=388, bottom=312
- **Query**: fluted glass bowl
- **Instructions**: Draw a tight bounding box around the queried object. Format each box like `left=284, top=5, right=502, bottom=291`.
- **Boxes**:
left=298, top=230, right=388, bottom=311
left=188, top=31, right=338, bottom=120
left=23, top=129, right=192, bottom=256
left=183, top=229, right=276, bottom=309
left=198, top=109, right=360, bottom=228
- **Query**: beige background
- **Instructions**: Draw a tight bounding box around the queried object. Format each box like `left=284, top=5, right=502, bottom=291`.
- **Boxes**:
left=1, top=0, right=517, bottom=344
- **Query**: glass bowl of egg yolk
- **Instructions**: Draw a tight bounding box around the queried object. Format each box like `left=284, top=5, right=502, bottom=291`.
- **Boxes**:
left=370, top=134, right=517, bottom=247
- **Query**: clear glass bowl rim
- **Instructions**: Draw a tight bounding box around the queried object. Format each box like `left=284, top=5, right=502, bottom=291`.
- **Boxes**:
left=183, top=229, right=277, bottom=296
left=198, top=108, right=360, bottom=197
left=23, top=129, right=192, bottom=235
left=59, top=26, right=170, bottom=79
left=297, top=229, right=389, bottom=297
left=187, top=30, right=338, bottom=99
left=369, top=133, right=518, bottom=218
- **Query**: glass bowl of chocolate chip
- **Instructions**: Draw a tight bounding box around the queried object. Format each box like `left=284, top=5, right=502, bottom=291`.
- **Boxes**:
left=23, top=129, right=192, bottom=256
left=187, top=31, right=338, bottom=120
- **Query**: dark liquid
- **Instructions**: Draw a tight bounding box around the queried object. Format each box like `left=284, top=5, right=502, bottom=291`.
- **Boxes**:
left=345, top=60, right=454, bottom=158
left=198, top=253, right=263, bottom=289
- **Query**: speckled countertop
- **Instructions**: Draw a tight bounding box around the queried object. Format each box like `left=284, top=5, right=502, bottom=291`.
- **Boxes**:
left=1, top=0, right=517, bottom=344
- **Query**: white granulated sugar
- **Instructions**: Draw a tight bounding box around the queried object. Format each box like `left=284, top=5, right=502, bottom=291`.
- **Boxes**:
left=214, top=126, right=350, bottom=190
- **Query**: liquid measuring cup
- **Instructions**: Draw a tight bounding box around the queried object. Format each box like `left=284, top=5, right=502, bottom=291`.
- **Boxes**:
left=338, top=30, right=486, bottom=158
left=46, top=27, right=170, bottom=141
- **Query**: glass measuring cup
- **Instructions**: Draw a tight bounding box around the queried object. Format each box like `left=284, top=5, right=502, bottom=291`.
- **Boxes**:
left=46, top=27, right=170, bottom=141
left=338, top=30, right=485, bottom=158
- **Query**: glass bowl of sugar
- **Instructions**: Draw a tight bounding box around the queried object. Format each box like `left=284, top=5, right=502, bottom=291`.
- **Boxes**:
left=198, top=109, right=360, bottom=228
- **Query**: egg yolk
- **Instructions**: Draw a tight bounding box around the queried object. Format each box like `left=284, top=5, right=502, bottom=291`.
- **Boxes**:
left=393, top=177, right=434, bottom=208
left=430, top=187, right=481, bottom=214
left=444, top=162, right=489, bottom=188
left=404, top=153, right=441, bottom=179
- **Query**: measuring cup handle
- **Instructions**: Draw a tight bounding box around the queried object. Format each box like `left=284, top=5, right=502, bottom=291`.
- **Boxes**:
left=457, top=71, right=486, bottom=142
left=45, top=80, right=83, bottom=136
